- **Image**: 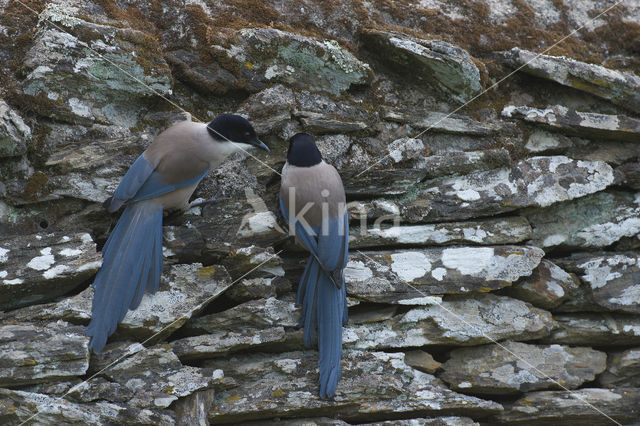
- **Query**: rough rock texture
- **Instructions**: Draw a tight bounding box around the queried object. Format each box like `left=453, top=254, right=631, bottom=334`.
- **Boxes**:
left=2, top=0, right=640, bottom=424
left=0, top=232, right=101, bottom=310
left=345, top=246, right=544, bottom=301
left=0, top=322, right=88, bottom=387
left=504, top=48, right=640, bottom=113
left=440, top=342, right=607, bottom=395
left=204, top=350, right=502, bottom=423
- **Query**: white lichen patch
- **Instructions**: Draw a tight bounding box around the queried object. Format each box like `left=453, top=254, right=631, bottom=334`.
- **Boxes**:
left=609, top=285, right=640, bottom=307
left=441, top=247, right=494, bottom=275
left=43, top=264, right=69, bottom=279
left=390, top=252, right=431, bottom=282
left=3, top=278, right=24, bottom=285
left=431, top=267, right=447, bottom=281
left=344, top=260, right=374, bottom=282
left=59, top=248, right=82, bottom=257
left=0, top=247, right=8, bottom=263
left=27, top=247, right=55, bottom=271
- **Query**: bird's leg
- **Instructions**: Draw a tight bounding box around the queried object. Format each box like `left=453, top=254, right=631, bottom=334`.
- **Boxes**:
left=188, top=189, right=227, bottom=209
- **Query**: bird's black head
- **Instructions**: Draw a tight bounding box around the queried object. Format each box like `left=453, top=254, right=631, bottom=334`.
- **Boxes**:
left=207, top=113, right=269, bottom=151
left=287, top=133, right=322, bottom=167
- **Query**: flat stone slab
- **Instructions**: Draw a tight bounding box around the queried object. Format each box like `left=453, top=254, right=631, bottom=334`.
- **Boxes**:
left=344, top=294, right=554, bottom=348
left=398, top=156, right=613, bottom=223
left=382, top=106, right=506, bottom=136
left=502, top=105, right=640, bottom=142
left=213, top=28, right=371, bottom=95
left=598, top=347, right=640, bottom=387
left=345, top=246, right=544, bottom=302
left=554, top=253, right=640, bottom=314
left=204, top=350, right=502, bottom=423
left=493, top=388, right=640, bottom=425
left=0, top=232, right=101, bottom=310
left=0, top=322, right=89, bottom=387
left=539, top=314, right=640, bottom=346
left=0, top=388, right=174, bottom=424
left=351, top=216, right=532, bottom=249
left=506, top=260, right=580, bottom=309
left=440, top=341, right=606, bottom=395
left=526, top=191, right=640, bottom=250
left=343, top=149, right=512, bottom=197
left=504, top=47, right=640, bottom=113
left=361, top=30, right=481, bottom=103
left=0, top=99, right=30, bottom=157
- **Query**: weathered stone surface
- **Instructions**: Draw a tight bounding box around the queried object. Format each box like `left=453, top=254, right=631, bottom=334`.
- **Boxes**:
left=351, top=217, right=532, bottom=249
left=0, top=232, right=101, bottom=310
left=344, top=294, right=554, bottom=348
left=225, top=276, right=292, bottom=303
left=361, top=30, right=481, bottom=103
left=0, top=321, right=89, bottom=387
left=361, top=418, right=478, bottom=426
left=504, top=48, right=640, bottom=113
left=213, top=28, right=370, bottom=95
left=21, top=3, right=172, bottom=126
left=0, top=388, right=175, bottom=425
left=0, top=99, right=30, bottom=157
left=527, top=191, right=640, bottom=250
left=345, top=246, right=544, bottom=302
left=223, top=245, right=285, bottom=280
left=440, top=342, right=606, bottom=395
left=502, top=105, right=640, bottom=142
left=175, top=389, right=215, bottom=426
left=299, top=111, right=368, bottom=134
left=493, top=388, right=640, bottom=425
left=343, top=149, right=512, bottom=197
left=506, top=260, right=580, bottom=309
left=2, top=263, right=234, bottom=345
left=383, top=106, right=505, bottom=136
left=540, top=314, right=640, bottom=346
left=92, top=346, right=228, bottom=409
left=204, top=350, right=502, bottom=423
left=44, top=133, right=151, bottom=203
left=173, top=297, right=297, bottom=361
left=615, top=162, right=640, bottom=190
left=399, top=156, right=613, bottom=223
left=524, top=129, right=573, bottom=154
left=404, top=350, right=442, bottom=374
left=554, top=253, right=640, bottom=314
left=598, top=348, right=640, bottom=387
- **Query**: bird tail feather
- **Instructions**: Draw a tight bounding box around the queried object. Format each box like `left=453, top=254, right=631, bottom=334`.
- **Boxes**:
left=297, top=256, right=345, bottom=398
left=86, top=201, right=163, bottom=352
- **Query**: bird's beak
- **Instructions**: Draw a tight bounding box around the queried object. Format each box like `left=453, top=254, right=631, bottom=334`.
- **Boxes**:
left=252, top=138, right=270, bottom=152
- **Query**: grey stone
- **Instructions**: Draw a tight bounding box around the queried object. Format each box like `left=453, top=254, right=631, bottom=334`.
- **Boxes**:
left=222, top=245, right=285, bottom=281
left=504, top=47, right=640, bottom=113
left=351, top=216, right=532, bottom=249
left=506, top=260, right=580, bottom=309
left=213, top=28, right=371, bottom=95
left=399, top=156, right=613, bottom=223
left=502, top=105, right=640, bottom=142
left=440, top=341, right=606, bottom=395
left=404, top=350, right=442, bottom=374
left=540, top=313, right=640, bottom=346
left=0, top=232, right=101, bottom=311
left=21, top=3, right=172, bottom=126
left=493, top=388, right=640, bottom=425
left=173, top=297, right=297, bottom=361
left=345, top=246, right=544, bottom=302
left=361, top=30, right=481, bottom=103
left=526, top=191, right=640, bottom=250
left=225, top=276, right=292, bottom=303
left=204, top=350, right=502, bottom=423
left=175, top=389, right=216, bottom=426
left=554, top=253, right=640, bottom=314
left=598, top=347, right=640, bottom=387
left=93, top=345, right=229, bottom=409
left=0, top=388, right=175, bottom=425
left=0, top=321, right=89, bottom=387
left=343, top=149, right=512, bottom=197
left=361, top=418, right=478, bottom=426
left=344, top=294, right=554, bottom=348
left=524, top=129, right=573, bottom=154
left=615, top=162, right=640, bottom=190
left=0, top=99, right=30, bottom=157
left=383, top=106, right=506, bottom=136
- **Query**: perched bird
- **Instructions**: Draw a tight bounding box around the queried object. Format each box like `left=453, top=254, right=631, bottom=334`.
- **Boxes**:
left=86, top=114, right=269, bottom=353
left=279, top=133, right=349, bottom=398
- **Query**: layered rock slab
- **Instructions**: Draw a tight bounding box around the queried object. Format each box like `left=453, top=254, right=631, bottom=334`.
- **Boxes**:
left=204, top=350, right=502, bottom=423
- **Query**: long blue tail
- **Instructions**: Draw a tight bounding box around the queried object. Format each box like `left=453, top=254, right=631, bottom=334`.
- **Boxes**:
left=297, top=256, right=347, bottom=398
left=86, top=200, right=163, bottom=352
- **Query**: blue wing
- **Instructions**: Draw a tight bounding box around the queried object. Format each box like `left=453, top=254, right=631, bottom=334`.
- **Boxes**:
left=107, top=153, right=209, bottom=211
